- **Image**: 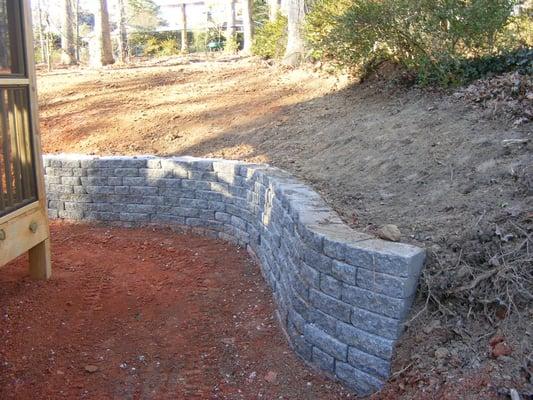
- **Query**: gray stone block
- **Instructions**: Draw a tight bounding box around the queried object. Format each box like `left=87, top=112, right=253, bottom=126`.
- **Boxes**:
left=139, top=168, right=170, bottom=179
left=336, top=321, right=394, bottom=360
left=81, top=177, right=108, bottom=186
left=357, top=268, right=419, bottom=299
left=189, top=171, right=217, bottom=181
left=347, top=346, right=390, bottom=379
left=172, top=207, right=199, bottom=218
left=182, top=180, right=211, bottom=190
left=310, top=289, right=351, bottom=323
left=331, top=260, right=357, bottom=285
left=309, top=308, right=337, bottom=336
left=123, top=177, right=147, bottom=186
left=312, top=347, right=335, bottom=374
left=130, top=186, right=158, bottom=196
left=45, top=176, right=61, bottom=184
left=351, top=306, right=402, bottom=340
left=344, top=239, right=426, bottom=278
left=108, top=177, right=123, bottom=186
left=207, top=201, right=226, bottom=211
left=87, top=168, right=114, bottom=177
left=299, top=262, right=320, bottom=288
left=49, top=184, right=74, bottom=194
left=59, top=210, right=84, bottom=220
left=86, top=186, right=115, bottom=195
left=156, top=178, right=182, bottom=189
left=341, top=284, right=409, bottom=319
left=303, top=247, right=332, bottom=274
left=119, top=212, right=150, bottom=222
left=320, top=274, right=342, bottom=299
left=287, top=323, right=313, bottom=362
left=114, top=168, right=139, bottom=177
left=304, top=323, right=347, bottom=361
left=196, top=190, right=224, bottom=202
left=61, top=176, right=80, bottom=186
left=335, top=362, right=384, bottom=396
left=115, top=186, right=130, bottom=195
left=288, top=308, right=306, bottom=334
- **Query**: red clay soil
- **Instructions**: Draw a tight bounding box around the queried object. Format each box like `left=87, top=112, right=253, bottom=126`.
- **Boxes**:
left=0, top=221, right=354, bottom=400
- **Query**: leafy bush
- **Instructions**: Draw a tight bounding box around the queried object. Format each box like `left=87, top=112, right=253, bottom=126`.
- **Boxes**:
left=306, top=0, right=524, bottom=85
left=129, top=31, right=194, bottom=56
left=252, top=14, right=288, bottom=59
left=224, top=35, right=240, bottom=54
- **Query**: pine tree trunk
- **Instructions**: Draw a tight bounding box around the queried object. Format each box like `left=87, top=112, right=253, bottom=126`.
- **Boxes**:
left=180, top=4, right=188, bottom=54
left=36, top=0, right=48, bottom=64
left=93, top=0, right=114, bottom=66
left=74, top=0, right=80, bottom=62
left=61, top=0, right=77, bottom=65
left=226, top=0, right=236, bottom=52
left=242, top=0, right=253, bottom=54
left=283, top=0, right=305, bottom=66
left=118, top=0, right=128, bottom=63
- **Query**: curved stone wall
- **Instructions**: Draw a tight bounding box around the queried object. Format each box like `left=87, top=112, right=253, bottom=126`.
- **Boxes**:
left=43, top=154, right=426, bottom=395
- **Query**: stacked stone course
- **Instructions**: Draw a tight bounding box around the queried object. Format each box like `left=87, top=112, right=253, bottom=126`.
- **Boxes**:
left=44, top=154, right=426, bottom=395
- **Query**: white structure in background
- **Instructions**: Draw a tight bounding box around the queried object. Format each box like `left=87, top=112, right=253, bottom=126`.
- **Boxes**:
left=156, top=0, right=244, bottom=32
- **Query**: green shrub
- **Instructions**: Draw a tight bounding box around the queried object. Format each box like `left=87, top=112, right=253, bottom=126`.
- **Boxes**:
left=160, top=38, right=179, bottom=56
left=306, top=0, right=523, bottom=85
left=224, top=35, right=240, bottom=54
left=252, top=14, right=288, bottom=59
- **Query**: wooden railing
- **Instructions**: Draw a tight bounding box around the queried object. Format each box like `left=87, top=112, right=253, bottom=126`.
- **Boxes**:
left=0, top=86, right=37, bottom=217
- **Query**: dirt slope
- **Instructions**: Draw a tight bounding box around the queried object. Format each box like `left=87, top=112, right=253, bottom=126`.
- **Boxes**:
left=36, top=56, right=532, bottom=399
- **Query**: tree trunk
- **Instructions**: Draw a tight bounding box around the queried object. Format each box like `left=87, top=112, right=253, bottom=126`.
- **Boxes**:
left=61, top=0, right=77, bottom=65
left=74, top=0, right=80, bottom=62
left=269, top=0, right=280, bottom=21
left=118, top=0, right=128, bottom=63
left=242, top=0, right=253, bottom=54
left=180, top=4, right=188, bottom=54
left=44, top=8, right=53, bottom=71
left=36, top=0, right=48, bottom=64
left=225, top=0, right=237, bottom=53
left=226, top=0, right=236, bottom=40
left=283, top=0, right=305, bottom=66
left=93, top=0, right=114, bottom=66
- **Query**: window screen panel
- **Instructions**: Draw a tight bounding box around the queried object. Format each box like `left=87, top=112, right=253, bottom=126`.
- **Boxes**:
left=0, top=86, right=37, bottom=216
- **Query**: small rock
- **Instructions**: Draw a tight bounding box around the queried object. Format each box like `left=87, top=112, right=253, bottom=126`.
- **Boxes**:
left=491, top=342, right=512, bottom=358
left=435, top=347, right=449, bottom=359
left=377, top=224, right=401, bottom=242
left=489, top=335, right=505, bottom=347
left=84, top=365, right=99, bottom=373
left=264, top=371, right=278, bottom=383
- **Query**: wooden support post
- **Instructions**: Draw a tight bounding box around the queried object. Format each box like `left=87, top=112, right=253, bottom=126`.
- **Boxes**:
left=29, top=238, right=51, bottom=280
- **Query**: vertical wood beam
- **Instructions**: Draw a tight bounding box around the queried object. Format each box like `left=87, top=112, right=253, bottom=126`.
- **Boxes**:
left=29, top=238, right=51, bottom=280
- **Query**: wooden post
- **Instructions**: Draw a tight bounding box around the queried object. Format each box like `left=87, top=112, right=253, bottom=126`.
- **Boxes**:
left=29, top=238, right=51, bottom=279
left=22, top=0, right=52, bottom=280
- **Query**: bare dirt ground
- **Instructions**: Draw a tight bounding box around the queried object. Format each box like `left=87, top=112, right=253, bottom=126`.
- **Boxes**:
left=35, top=56, right=532, bottom=399
left=0, top=221, right=354, bottom=400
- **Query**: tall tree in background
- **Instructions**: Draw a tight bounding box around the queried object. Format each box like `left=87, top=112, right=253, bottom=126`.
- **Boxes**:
left=117, top=0, right=129, bottom=62
left=36, top=0, right=48, bottom=65
left=283, top=0, right=304, bottom=65
left=226, top=0, right=236, bottom=47
left=61, top=0, right=77, bottom=64
left=269, top=0, right=280, bottom=21
left=180, top=3, right=188, bottom=54
left=93, top=0, right=114, bottom=66
left=242, top=0, right=253, bottom=53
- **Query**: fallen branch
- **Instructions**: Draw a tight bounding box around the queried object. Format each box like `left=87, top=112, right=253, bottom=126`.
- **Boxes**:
left=451, top=267, right=499, bottom=293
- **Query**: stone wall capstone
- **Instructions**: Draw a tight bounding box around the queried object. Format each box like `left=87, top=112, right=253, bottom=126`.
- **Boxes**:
left=43, top=154, right=426, bottom=395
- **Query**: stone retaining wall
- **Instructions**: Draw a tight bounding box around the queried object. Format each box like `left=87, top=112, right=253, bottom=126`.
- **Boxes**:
left=43, top=154, right=426, bottom=395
